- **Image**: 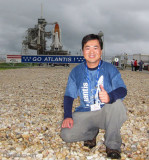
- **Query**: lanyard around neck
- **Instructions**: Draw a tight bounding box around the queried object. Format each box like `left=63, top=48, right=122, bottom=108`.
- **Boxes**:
left=86, top=60, right=102, bottom=102
left=86, top=60, right=102, bottom=83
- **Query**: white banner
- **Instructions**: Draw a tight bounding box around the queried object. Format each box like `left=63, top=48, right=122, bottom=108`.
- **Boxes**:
left=6, top=55, right=21, bottom=63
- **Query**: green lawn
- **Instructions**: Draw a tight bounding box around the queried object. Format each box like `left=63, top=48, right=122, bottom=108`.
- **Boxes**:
left=0, top=63, right=35, bottom=70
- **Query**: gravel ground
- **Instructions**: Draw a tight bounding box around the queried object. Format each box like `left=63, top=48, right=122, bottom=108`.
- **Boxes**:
left=0, top=65, right=149, bottom=160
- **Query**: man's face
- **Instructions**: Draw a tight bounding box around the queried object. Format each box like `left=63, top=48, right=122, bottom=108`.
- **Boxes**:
left=83, top=39, right=102, bottom=68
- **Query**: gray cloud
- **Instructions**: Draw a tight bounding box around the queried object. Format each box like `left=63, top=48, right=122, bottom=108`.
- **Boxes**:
left=0, top=0, right=149, bottom=56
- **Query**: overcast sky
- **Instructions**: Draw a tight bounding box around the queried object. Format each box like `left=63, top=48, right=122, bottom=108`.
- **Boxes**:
left=0, top=0, right=149, bottom=57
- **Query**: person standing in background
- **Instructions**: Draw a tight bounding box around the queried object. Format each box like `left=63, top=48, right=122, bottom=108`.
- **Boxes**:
left=138, top=60, right=144, bottom=71
left=131, top=59, right=134, bottom=71
left=134, top=60, right=138, bottom=71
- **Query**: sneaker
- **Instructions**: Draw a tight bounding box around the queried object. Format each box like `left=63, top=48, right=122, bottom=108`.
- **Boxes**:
left=84, top=136, right=97, bottom=149
left=106, top=147, right=121, bottom=159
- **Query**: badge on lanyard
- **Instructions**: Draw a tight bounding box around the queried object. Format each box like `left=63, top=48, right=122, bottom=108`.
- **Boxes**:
left=86, top=61, right=105, bottom=111
left=90, top=75, right=104, bottom=111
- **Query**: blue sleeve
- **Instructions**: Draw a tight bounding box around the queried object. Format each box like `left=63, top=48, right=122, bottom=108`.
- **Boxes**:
left=65, top=71, right=78, bottom=99
left=111, top=69, right=127, bottom=90
left=108, top=87, right=127, bottom=104
left=64, top=96, right=74, bottom=119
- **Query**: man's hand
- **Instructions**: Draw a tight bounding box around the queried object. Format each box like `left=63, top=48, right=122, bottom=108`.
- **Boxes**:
left=99, top=85, right=110, bottom=103
left=61, top=118, right=74, bottom=129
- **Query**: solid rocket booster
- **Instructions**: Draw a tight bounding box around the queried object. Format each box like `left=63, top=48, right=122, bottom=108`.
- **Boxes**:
left=51, top=23, right=63, bottom=51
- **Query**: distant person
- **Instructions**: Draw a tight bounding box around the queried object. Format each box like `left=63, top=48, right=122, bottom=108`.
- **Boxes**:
left=131, top=59, right=135, bottom=71
left=134, top=60, right=138, bottom=71
left=60, top=34, right=127, bottom=159
left=138, top=60, right=144, bottom=71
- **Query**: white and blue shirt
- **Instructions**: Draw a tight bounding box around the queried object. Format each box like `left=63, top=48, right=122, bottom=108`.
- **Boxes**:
left=65, top=60, right=127, bottom=112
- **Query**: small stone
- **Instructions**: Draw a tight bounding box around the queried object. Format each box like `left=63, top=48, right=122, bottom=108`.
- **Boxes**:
left=36, top=154, right=43, bottom=159
left=86, top=156, right=93, bottom=160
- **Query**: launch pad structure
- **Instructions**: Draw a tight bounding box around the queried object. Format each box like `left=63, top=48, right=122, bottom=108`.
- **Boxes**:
left=21, top=17, right=68, bottom=56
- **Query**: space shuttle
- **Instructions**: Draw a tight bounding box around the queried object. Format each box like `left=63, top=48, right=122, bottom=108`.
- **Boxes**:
left=50, top=23, right=63, bottom=51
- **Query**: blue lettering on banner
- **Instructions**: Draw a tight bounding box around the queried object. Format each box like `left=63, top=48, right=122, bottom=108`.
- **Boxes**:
left=22, top=56, right=85, bottom=63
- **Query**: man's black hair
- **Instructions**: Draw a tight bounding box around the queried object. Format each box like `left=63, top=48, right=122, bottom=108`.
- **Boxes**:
left=82, top=34, right=103, bottom=50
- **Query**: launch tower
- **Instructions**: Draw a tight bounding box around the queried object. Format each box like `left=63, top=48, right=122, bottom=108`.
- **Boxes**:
left=22, top=18, right=68, bottom=55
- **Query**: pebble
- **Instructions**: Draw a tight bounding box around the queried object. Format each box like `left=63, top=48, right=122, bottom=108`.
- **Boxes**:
left=0, top=66, right=149, bottom=159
